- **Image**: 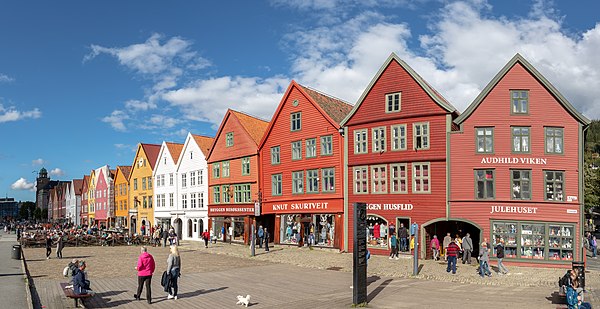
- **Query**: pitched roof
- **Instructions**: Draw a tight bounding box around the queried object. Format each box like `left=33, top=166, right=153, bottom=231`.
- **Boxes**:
left=72, top=179, right=83, bottom=194
left=341, top=52, right=458, bottom=126
left=192, top=135, right=215, bottom=157
left=165, top=142, right=184, bottom=164
left=117, top=165, right=132, bottom=180
left=230, top=110, right=269, bottom=145
left=299, top=85, right=353, bottom=125
left=141, top=143, right=161, bottom=169
left=455, top=53, right=591, bottom=125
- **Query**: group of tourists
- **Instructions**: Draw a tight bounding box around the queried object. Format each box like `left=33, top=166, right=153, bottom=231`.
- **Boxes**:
left=560, top=267, right=592, bottom=309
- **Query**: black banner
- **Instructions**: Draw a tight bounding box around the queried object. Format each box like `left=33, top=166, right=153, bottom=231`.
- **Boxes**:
left=353, top=202, right=367, bottom=305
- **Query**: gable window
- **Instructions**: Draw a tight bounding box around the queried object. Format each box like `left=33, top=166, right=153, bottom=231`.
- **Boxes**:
left=307, top=169, right=319, bottom=193
left=242, top=157, right=251, bottom=175
left=271, top=146, right=280, bottom=164
left=133, top=178, right=138, bottom=190
left=372, top=127, right=386, bottom=153
left=272, top=174, right=282, bottom=196
left=354, top=129, right=368, bottom=154
left=390, top=164, right=407, bottom=194
left=475, top=169, right=495, bottom=199
left=142, top=177, right=147, bottom=190
left=213, top=186, right=221, bottom=204
left=190, top=171, right=196, bottom=186
left=226, top=132, right=234, bottom=147
left=190, top=151, right=193, bottom=159
left=222, top=161, right=230, bottom=177
left=292, top=141, right=302, bottom=160
left=321, top=135, right=333, bottom=156
left=181, top=173, right=187, bottom=188
left=512, top=127, right=530, bottom=153
left=414, top=122, right=429, bottom=150
left=511, top=169, right=531, bottom=200
left=371, top=165, right=387, bottom=194
left=306, top=138, right=317, bottom=158
left=476, top=127, right=494, bottom=153
left=413, top=162, right=430, bottom=193
left=391, top=124, right=407, bottom=151
left=292, top=171, right=304, bottom=194
left=212, top=163, right=220, bottom=178
left=222, top=186, right=231, bottom=203
left=322, top=168, right=335, bottom=193
left=386, top=92, right=401, bottom=113
left=511, top=90, right=529, bottom=114
left=545, top=171, right=564, bottom=201
left=291, top=112, right=302, bottom=131
left=169, top=173, right=174, bottom=186
left=545, top=127, right=563, bottom=154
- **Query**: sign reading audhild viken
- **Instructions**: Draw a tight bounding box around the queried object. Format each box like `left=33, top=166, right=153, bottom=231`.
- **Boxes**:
left=480, top=157, right=547, bottom=165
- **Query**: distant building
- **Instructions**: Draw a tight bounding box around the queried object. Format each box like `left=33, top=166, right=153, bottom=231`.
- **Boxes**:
left=35, top=168, right=59, bottom=211
left=0, top=197, right=20, bottom=219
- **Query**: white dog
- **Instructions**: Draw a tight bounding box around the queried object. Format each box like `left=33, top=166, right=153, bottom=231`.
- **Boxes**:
left=236, top=295, right=251, bottom=307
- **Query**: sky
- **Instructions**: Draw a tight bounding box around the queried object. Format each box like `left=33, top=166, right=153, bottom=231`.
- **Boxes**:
left=2, top=0, right=600, bottom=202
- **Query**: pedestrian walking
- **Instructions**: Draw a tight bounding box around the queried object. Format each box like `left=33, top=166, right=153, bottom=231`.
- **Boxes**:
left=202, top=229, right=210, bottom=248
left=430, top=235, right=440, bottom=261
left=398, top=223, right=408, bottom=252
left=446, top=240, right=460, bottom=274
left=257, top=225, right=264, bottom=248
left=134, top=246, right=156, bottom=304
left=478, top=242, right=492, bottom=277
left=166, top=245, right=181, bottom=300
left=56, top=233, right=64, bottom=259
left=389, top=232, right=398, bottom=259
left=264, top=228, right=270, bottom=252
left=442, top=232, right=452, bottom=261
left=495, top=239, right=509, bottom=274
left=592, top=236, right=597, bottom=258
left=45, top=235, right=52, bottom=259
left=162, top=227, right=168, bottom=247
left=461, top=233, right=473, bottom=264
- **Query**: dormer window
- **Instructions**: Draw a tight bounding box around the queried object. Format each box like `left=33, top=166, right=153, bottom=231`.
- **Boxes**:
left=226, top=132, right=234, bottom=147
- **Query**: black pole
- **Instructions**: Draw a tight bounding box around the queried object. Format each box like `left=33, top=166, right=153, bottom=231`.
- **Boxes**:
left=251, top=224, right=255, bottom=257
left=353, top=202, right=367, bottom=306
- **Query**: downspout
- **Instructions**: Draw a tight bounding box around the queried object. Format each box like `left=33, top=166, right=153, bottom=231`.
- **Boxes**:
left=343, top=126, right=349, bottom=252
left=579, top=123, right=587, bottom=262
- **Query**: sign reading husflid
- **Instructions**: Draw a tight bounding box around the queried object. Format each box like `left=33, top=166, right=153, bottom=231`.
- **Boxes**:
left=353, top=202, right=367, bottom=306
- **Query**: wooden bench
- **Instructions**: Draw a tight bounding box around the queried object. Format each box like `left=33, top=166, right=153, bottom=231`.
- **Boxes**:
left=60, top=282, right=93, bottom=308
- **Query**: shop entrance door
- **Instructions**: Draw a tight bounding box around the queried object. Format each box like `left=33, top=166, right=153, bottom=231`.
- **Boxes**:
left=395, top=217, right=411, bottom=254
left=423, top=220, right=481, bottom=260
left=260, top=214, right=275, bottom=244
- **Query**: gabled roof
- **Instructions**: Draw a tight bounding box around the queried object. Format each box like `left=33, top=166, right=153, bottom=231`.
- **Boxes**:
left=165, top=142, right=184, bottom=164
left=116, top=165, right=132, bottom=180
left=299, top=85, right=353, bottom=124
left=141, top=143, right=161, bottom=170
left=341, top=52, right=457, bottom=126
left=72, top=179, right=83, bottom=195
left=230, top=110, right=269, bottom=145
left=192, top=134, right=215, bottom=157
left=455, top=53, right=591, bottom=126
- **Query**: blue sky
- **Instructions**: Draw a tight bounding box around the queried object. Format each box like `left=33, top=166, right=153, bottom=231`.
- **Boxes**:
left=2, top=0, right=600, bottom=202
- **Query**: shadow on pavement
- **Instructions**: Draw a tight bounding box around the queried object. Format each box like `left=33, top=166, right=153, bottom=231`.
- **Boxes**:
left=367, top=278, right=393, bottom=303
left=90, top=290, right=131, bottom=308
left=178, top=286, right=228, bottom=298
left=545, top=291, right=565, bottom=305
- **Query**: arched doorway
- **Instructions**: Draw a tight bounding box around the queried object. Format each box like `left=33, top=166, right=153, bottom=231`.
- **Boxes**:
left=422, top=218, right=482, bottom=260
left=187, top=219, right=193, bottom=238
left=173, top=218, right=183, bottom=242
left=199, top=219, right=204, bottom=238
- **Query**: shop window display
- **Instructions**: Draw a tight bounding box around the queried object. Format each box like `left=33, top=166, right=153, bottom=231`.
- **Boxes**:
left=366, top=215, right=388, bottom=248
left=549, top=225, right=573, bottom=261
left=492, top=222, right=517, bottom=258
left=281, top=215, right=302, bottom=244
left=280, top=214, right=335, bottom=247
left=315, top=214, right=335, bottom=246
left=520, top=223, right=545, bottom=259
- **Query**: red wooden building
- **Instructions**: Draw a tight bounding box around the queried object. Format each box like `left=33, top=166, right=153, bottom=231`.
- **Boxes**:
left=341, top=53, right=458, bottom=255
left=258, top=81, right=352, bottom=250
left=449, top=54, right=590, bottom=266
left=207, top=109, right=269, bottom=245
left=81, top=174, right=89, bottom=226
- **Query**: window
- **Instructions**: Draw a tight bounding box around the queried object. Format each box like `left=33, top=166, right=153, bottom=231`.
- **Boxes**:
left=181, top=194, right=187, bottom=209
left=190, top=171, right=196, bottom=186
left=160, top=175, right=165, bottom=187
left=242, top=157, right=250, bottom=175
left=511, top=90, right=529, bottom=114
left=307, top=169, right=319, bottom=193
left=386, top=92, right=401, bottom=113
left=371, top=165, right=387, bottom=194
left=212, top=163, right=220, bottom=178
left=143, top=196, right=147, bottom=208
left=354, top=166, right=368, bottom=194
left=272, top=174, right=282, bottom=196
left=169, top=173, right=174, bottom=186
left=222, top=186, right=231, bottom=203
left=292, top=171, right=304, bottom=194
left=545, top=171, right=564, bottom=201
left=372, top=127, right=386, bottom=153
left=306, top=138, right=317, bottom=158
left=414, top=123, right=429, bottom=150
left=142, top=177, right=147, bottom=190
left=511, top=169, right=531, bottom=200
left=190, top=193, right=196, bottom=208
left=271, top=146, right=280, bottom=164
left=161, top=194, right=165, bottom=209
left=234, top=184, right=251, bottom=203
left=291, top=112, right=302, bottom=131
left=148, top=176, right=152, bottom=189
left=391, top=124, right=407, bottom=151
left=321, top=135, right=333, bottom=155
left=181, top=173, right=187, bottom=188
left=213, top=186, right=221, bottom=204
left=413, top=163, right=430, bottom=193
left=545, top=127, right=563, bottom=154
left=491, top=222, right=517, bottom=259
left=354, top=129, right=368, bottom=154
left=198, top=170, right=203, bottom=185
left=475, top=169, right=495, bottom=199
left=476, top=127, right=494, bottom=153
left=512, top=127, right=530, bottom=153
left=390, top=164, right=407, bottom=193
left=549, top=224, right=574, bottom=261
left=519, top=223, right=545, bottom=259
left=199, top=193, right=204, bottom=208
left=169, top=193, right=173, bottom=207
left=322, top=168, right=335, bottom=193
left=148, top=196, right=152, bottom=208
left=226, top=132, right=234, bottom=147
left=292, top=141, right=302, bottom=160
left=190, top=151, right=193, bottom=160
left=222, top=161, right=230, bottom=177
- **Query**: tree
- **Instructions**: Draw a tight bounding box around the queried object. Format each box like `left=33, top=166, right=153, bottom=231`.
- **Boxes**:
left=584, top=161, right=600, bottom=213
left=19, top=201, right=36, bottom=220
left=33, top=207, right=42, bottom=220
left=41, top=209, right=48, bottom=221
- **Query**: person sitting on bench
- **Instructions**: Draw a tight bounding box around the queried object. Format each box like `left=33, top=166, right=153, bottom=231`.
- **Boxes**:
left=73, top=261, right=95, bottom=296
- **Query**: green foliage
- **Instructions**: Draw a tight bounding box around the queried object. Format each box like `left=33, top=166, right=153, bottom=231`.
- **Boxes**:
left=585, top=120, right=600, bottom=210
left=33, top=207, right=42, bottom=220
left=19, top=201, right=36, bottom=220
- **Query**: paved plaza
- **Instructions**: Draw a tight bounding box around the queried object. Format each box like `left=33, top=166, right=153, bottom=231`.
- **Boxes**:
left=4, top=233, right=600, bottom=308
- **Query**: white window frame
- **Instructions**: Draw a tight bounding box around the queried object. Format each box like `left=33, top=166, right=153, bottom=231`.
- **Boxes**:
left=386, top=92, right=401, bottom=113
left=371, top=165, right=388, bottom=194
left=391, top=124, right=407, bottom=151
left=413, top=162, right=431, bottom=193
left=354, top=129, right=368, bottom=154
left=306, top=138, right=317, bottom=158
left=390, top=163, right=408, bottom=194
left=372, top=127, right=386, bottom=153
left=353, top=166, right=369, bottom=194
left=413, top=122, right=430, bottom=150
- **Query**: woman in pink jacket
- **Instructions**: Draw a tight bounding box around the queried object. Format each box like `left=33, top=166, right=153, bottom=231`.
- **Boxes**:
left=134, top=246, right=155, bottom=304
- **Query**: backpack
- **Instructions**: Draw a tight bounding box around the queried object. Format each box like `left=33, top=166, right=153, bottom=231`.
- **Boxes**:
left=63, top=266, right=70, bottom=277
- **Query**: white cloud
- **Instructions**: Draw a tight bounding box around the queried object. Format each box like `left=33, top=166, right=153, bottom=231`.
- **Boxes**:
left=11, top=178, right=35, bottom=191
left=0, top=104, right=42, bottom=123
left=32, top=158, right=45, bottom=166
left=49, top=168, right=65, bottom=177
left=0, top=73, right=14, bottom=83
left=101, top=110, right=129, bottom=131
left=124, top=100, right=157, bottom=111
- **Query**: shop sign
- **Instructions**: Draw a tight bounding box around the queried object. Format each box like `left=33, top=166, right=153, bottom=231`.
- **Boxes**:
left=490, top=205, right=538, bottom=214
left=271, top=202, right=329, bottom=211
left=211, top=207, right=254, bottom=213
left=254, top=202, right=261, bottom=216
left=480, top=157, right=547, bottom=165
left=567, top=196, right=578, bottom=202
left=366, top=203, right=413, bottom=211
left=566, top=209, right=578, bottom=214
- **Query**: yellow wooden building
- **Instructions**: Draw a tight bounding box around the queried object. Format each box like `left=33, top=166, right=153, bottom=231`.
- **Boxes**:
left=114, top=165, right=132, bottom=230
left=128, top=143, right=161, bottom=235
